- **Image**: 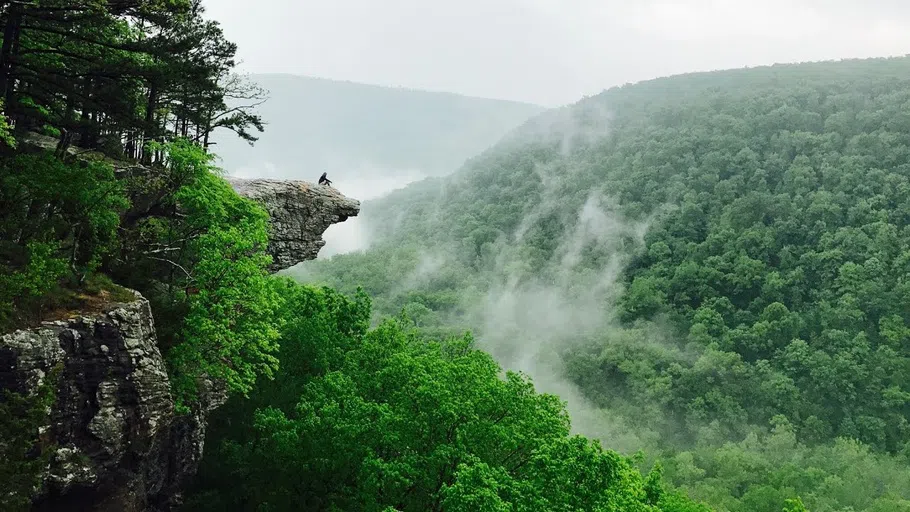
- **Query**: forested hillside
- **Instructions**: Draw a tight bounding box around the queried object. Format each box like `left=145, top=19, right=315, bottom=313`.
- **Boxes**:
left=187, top=285, right=708, bottom=512
left=210, top=73, right=545, bottom=183
left=0, top=0, right=288, bottom=402
left=0, top=1, right=288, bottom=507
left=291, top=57, right=910, bottom=512
left=0, top=2, right=705, bottom=511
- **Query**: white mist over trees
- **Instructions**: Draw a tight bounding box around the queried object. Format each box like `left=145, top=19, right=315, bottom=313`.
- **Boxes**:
left=286, top=57, right=910, bottom=512
left=12, top=1, right=910, bottom=511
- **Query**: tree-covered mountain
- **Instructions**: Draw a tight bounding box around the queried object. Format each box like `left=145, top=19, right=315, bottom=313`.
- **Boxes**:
left=6, top=2, right=907, bottom=511
left=290, top=56, right=910, bottom=512
left=0, top=3, right=707, bottom=511
left=210, top=73, right=545, bottom=187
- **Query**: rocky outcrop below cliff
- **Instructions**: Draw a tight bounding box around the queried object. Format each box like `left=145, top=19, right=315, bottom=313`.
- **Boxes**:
left=228, top=178, right=360, bottom=272
left=0, top=292, right=194, bottom=511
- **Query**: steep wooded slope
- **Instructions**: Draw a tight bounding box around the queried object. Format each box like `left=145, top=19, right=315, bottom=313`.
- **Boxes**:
left=298, top=57, right=910, bottom=512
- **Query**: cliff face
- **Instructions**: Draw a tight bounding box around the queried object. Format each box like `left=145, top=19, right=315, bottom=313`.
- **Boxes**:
left=228, top=178, right=360, bottom=272
left=1, top=293, right=182, bottom=511
left=0, top=179, right=359, bottom=511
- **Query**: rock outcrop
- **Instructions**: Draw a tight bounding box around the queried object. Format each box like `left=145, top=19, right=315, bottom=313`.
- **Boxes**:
left=228, top=177, right=360, bottom=272
left=1, top=177, right=358, bottom=510
left=0, top=292, right=190, bottom=511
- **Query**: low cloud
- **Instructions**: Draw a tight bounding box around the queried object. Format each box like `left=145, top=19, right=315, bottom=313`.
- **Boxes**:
left=467, top=190, right=650, bottom=444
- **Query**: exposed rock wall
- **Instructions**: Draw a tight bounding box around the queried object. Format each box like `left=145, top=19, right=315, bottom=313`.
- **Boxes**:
left=0, top=293, right=186, bottom=511
left=228, top=178, right=360, bottom=272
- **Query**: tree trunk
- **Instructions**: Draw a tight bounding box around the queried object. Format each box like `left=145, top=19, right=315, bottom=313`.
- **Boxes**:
left=202, top=108, right=213, bottom=150
left=55, top=128, right=73, bottom=158
left=0, top=3, right=23, bottom=112
left=78, top=78, right=98, bottom=148
left=142, top=82, right=157, bottom=164
left=125, top=129, right=136, bottom=160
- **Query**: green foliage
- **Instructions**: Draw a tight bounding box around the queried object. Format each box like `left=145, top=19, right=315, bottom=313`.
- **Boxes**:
left=0, top=138, right=278, bottom=407
left=783, top=497, right=808, bottom=512
left=0, top=0, right=261, bottom=160
left=0, top=2, right=289, bottom=505
left=187, top=283, right=706, bottom=511
left=0, top=242, right=67, bottom=329
left=0, top=101, right=16, bottom=149
left=0, top=151, right=127, bottom=329
left=39, top=124, right=61, bottom=138
left=0, top=136, right=279, bottom=411
left=660, top=418, right=910, bottom=511
left=9, top=10, right=910, bottom=508
left=299, top=57, right=910, bottom=511
left=0, top=366, right=60, bottom=511
left=0, top=151, right=126, bottom=262
left=167, top=225, right=281, bottom=402
left=113, top=139, right=280, bottom=406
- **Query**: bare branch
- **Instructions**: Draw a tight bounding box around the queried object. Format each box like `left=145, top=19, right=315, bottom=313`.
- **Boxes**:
left=145, top=255, right=193, bottom=280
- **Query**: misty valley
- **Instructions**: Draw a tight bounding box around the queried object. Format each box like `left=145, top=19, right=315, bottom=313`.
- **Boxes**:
left=200, top=57, right=910, bottom=511
left=1, top=2, right=910, bottom=512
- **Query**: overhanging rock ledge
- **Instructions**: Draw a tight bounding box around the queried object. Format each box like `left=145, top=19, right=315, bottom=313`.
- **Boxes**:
left=228, top=177, right=361, bottom=272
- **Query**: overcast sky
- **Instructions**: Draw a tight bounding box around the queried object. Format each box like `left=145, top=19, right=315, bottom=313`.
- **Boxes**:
left=204, top=0, right=910, bottom=106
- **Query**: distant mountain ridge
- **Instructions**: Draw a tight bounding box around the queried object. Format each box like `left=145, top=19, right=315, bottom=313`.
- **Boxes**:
left=210, top=73, right=545, bottom=192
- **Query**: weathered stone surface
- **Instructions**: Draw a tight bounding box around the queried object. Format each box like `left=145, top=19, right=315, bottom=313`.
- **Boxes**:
left=0, top=292, right=206, bottom=511
left=228, top=177, right=360, bottom=271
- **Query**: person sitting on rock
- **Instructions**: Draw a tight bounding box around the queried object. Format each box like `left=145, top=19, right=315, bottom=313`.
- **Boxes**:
left=318, top=172, right=333, bottom=187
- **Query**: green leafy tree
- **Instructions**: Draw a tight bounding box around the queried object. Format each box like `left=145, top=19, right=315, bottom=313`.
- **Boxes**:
left=108, top=138, right=280, bottom=405
left=186, top=286, right=705, bottom=511
left=0, top=151, right=127, bottom=329
left=783, top=497, right=808, bottom=512
left=0, top=0, right=262, bottom=160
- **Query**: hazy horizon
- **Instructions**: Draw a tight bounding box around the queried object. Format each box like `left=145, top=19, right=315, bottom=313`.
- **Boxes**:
left=204, top=0, right=910, bottom=106
left=205, top=0, right=910, bottom=258
left=207, top=73, right=546, bottom=257
left=243, top=72, right=546, bottom=107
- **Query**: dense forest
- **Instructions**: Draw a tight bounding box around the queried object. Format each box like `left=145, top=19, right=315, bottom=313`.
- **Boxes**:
left=186, top=284, right=708, bottom=511
left=5, top=3, right=909, bottom=512
left=0, top=2, right=706, bottom=511
left=286, top=57, right=910, bottom=511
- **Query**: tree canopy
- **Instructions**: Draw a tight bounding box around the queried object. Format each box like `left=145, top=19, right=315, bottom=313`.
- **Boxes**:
left=298, top=57, right=910, bottom=512
left=0, top=3, right=712, bottom=510
left=6, top=1, right=910, bottom=509
left=0, top=0, right=263, bottom=161
left=187, top=284, right=707, bottom=512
